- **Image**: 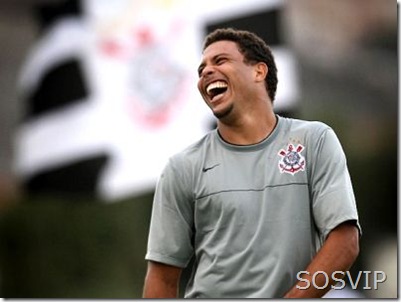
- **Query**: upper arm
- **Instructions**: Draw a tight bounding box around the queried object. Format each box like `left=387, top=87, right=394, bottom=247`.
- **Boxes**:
left=308, top=127, right=361, bottom=239
left=143, top=261, right=183, bottom=298
left=146, top=260, right=183, bottom=283
left=145, top=157, right=195, bottom=267
left=326, top=221, right=360, bottom=257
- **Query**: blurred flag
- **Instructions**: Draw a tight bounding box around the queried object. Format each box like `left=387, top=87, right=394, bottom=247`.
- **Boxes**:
left=14, top=0, right=298, bottom=202
left=15, top=0, right=112, bottom=199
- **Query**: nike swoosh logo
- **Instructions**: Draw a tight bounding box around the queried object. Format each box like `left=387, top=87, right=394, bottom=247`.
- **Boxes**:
left=202, top=163, right=220, bottom=172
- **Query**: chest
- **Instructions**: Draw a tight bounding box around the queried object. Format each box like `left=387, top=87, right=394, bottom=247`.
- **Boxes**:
left=193, top=148, right=310, bottom=234
left=195, top=146, right=308, bottom=198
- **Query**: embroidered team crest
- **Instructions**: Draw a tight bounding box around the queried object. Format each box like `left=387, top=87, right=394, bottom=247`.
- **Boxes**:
left=278, top=144, right=306, bottom=175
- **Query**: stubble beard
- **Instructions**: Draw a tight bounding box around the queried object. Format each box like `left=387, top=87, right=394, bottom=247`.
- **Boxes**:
left=213, top=103, right=234, bottom=120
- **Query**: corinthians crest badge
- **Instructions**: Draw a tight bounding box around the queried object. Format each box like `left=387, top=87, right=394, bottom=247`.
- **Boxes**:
left=278, top=144, right=306, bottom=175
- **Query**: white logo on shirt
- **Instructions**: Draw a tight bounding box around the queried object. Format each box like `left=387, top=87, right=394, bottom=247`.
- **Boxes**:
left=278, top=144, right=306, bottom=175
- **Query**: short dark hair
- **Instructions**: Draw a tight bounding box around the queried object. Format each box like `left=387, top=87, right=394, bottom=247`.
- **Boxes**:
left=203, top=28, right=278, bottom=102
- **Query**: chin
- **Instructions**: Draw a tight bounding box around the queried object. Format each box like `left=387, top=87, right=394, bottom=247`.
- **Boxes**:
left=213, top=104, right=234, bottom=120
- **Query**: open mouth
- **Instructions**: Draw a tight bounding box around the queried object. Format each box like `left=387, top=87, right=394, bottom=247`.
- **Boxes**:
left=206, top=81, right=228, bottom=101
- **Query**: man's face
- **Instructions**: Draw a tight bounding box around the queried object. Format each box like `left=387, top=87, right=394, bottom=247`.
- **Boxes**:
left=197, top=40, right=258, bottom=120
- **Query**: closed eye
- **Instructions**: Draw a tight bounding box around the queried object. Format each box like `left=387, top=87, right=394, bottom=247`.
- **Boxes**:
left=197, top=55, right=229, bottom=77
left=216, top=57, right=227, bottom=65
left=197, top=65, right=204, bottom=77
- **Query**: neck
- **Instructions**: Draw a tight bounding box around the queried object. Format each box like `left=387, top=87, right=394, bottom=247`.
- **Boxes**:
left=217, top=110, right=277, bottom=145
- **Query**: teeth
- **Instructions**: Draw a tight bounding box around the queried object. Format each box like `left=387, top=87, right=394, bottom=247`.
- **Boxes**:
left=206, top=81, right=228, bottom=95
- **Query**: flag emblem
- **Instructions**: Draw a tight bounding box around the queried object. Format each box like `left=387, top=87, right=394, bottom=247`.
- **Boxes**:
left=278, top=144, right=306, bottom=175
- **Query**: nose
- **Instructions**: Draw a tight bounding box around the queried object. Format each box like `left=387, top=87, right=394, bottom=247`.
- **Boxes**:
left=200, top=64, right=215, bottom=78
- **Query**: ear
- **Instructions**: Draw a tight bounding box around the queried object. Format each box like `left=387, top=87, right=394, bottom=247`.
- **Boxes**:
left=254, top=62, right=268, bottom=83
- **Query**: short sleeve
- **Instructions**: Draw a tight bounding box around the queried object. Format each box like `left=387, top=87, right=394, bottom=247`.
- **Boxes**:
left=308, top=127, right=361, bottom=240
left=145, top=156, right=194, bottom=268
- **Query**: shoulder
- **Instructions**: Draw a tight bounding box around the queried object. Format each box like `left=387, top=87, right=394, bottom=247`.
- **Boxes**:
left=280, top=116, right=332, bottom=135
left=278, top=116, right=336, bottom=145
left=168, top=130, right=216, bottom=171
left=278, top=116, right=343, bottom=155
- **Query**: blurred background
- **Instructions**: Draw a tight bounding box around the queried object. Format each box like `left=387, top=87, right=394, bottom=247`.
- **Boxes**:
left=0, top=0, right=397, bottom=298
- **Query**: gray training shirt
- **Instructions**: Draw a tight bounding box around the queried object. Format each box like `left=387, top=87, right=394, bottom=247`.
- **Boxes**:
left=145, top=115, right=361, bottom=298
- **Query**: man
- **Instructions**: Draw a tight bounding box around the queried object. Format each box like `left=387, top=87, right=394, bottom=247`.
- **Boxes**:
left=143, top=28, right=361, bottom=298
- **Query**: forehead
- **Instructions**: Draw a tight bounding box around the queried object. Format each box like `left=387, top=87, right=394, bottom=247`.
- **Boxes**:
left=201, top=40, right=242, bottom=60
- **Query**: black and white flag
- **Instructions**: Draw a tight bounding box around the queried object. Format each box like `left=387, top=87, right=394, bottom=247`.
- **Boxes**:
left=14, top=0, right=298, bottom=202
